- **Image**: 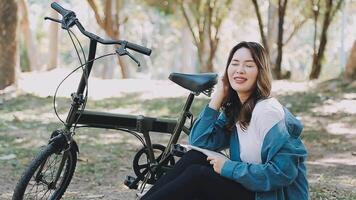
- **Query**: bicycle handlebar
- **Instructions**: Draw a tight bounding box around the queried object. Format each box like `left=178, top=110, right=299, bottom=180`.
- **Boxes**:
left=51, top=2, right=73, bottom=18
left=50, top=2, right=152, bottom=56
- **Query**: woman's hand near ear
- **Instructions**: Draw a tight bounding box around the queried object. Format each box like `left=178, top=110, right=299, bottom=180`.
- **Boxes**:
left=209, top=75, right=229, bottom=111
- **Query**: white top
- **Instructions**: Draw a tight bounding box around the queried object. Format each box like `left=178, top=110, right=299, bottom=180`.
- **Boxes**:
left=236, top=97, right=284, bottom=164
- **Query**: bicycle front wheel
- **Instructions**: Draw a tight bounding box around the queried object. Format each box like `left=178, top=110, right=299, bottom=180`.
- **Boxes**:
left=12, top=142, right=77, bottom=200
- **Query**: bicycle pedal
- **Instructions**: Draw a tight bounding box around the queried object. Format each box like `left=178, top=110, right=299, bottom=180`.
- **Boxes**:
left=124, top=175, right=139, bottom=189
left=171, top=144, right=187, bottom=157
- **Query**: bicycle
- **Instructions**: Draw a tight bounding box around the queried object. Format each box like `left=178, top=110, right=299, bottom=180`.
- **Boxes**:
left=12, top=2, right=217, bottom=199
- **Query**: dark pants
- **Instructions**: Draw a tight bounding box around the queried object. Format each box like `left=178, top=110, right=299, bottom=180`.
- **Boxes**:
left=141, top=150, right=255, bottom=200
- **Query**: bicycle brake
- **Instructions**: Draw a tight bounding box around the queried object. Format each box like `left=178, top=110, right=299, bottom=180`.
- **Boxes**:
left=116, top=47, right=141, bottom=67
left=44, top=17, right=62, bottom=24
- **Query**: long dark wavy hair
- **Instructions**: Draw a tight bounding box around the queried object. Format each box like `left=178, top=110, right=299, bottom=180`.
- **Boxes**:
left=222, top=41, right=272, bottom=132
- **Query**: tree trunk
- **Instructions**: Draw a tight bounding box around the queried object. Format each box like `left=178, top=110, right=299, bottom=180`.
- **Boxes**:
left=181, top=27, right=194, bottom=72
left=309, top=1, right=332, bottom=80
left=0, top=0, right=18, bottom=90
left=206, top=54, right=214, bottom=73
left=251, top=0, right=270, bottom=55
left=180, top=0, right=231, bottom=73
left=253, top=0, right=307, bottom=80
left=309, top=1, right=331, bottom=79
left=309, top=0, right=342, bottom=79
left=274, top=0, right=288, bottom=79
left=48, top=4, right=59, bottom=70
left=100, top=44, right=114, bottom=78
left=117, top=53, right=129, bottom=78
left=345, top=40, right=356, bottom=80
left=267, top=0, right=278, bottom=67
left=87, top=0, right=130, bottom=78
left=18, top=0, right=38, bottom=71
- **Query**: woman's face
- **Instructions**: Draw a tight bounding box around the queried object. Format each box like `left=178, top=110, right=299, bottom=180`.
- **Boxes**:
left=227, top=47, right=258, bottom=99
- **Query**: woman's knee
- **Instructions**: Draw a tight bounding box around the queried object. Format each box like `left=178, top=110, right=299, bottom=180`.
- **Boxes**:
left=184, top=164, right=212, bottom=179
left=180, top=150, right=207, bottom=163
left=174, top=150, right=208, bottom=169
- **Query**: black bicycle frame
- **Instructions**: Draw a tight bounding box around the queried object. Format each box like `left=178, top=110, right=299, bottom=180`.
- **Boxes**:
left=63, top=38, right=195, bottom=164
left=64, top=39, right=97, bottom=130
left=37, top=2, right=194, bottom=194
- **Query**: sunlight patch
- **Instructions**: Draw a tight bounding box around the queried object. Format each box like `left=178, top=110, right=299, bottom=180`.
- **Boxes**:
left=312, top=99, right=356, bottom=115
left=326, top=122, right=356, bottom=136
left=344, top=93, right=356, bottom=99
left=271, top=80, right=312, bottom=95
left=311, top=153, right=356, bottom=166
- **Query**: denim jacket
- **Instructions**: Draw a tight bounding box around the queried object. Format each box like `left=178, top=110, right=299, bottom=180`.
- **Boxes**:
left=189, top=105, right=309, bottom=200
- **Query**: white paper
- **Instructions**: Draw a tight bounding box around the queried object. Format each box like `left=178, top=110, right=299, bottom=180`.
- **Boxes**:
left=181, top=144, right=227, bottom=158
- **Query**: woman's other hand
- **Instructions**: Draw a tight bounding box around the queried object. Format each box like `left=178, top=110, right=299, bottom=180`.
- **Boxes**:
left=206, top=154, right=229, bottom=174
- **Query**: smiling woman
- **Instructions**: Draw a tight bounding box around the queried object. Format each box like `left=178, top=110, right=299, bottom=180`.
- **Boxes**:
left=221, top=42, right=272, bottom=132
left=227, top=48, right=259, bottom=102
left=140, top=42, right=309, bottom=200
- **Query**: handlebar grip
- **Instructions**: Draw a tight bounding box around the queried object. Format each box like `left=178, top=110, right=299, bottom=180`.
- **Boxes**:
left=51, top=2, right=71, bottom=17
left=126, top=41, right=152, bottom=56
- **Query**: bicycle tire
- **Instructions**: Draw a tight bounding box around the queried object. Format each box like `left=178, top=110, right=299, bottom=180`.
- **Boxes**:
left=12, top=142, right=77, bottom=200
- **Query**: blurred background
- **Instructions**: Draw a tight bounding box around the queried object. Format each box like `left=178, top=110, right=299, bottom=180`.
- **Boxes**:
left=1, top=0, right=356, bottom=199
left=1, top=0, right=356, bottom=85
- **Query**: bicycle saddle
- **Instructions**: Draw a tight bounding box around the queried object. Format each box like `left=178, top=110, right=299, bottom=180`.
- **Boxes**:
left=169, top=72, right=218, bottom=93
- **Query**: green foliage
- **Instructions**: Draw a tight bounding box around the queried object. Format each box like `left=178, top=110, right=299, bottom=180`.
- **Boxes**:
left=141, top=0, right=177, bottom=15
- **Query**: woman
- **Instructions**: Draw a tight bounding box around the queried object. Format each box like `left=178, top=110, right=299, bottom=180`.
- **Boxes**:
left=141, top=41, right=308, bottom=200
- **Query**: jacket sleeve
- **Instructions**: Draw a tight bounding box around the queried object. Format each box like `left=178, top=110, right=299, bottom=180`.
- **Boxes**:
left=220, top=141, right=300, bottom=192
left=188, top=105, right=230, bottom=151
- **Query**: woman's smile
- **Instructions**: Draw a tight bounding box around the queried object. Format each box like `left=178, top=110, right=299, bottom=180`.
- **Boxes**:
left=233, top=76, right=248, bottom=84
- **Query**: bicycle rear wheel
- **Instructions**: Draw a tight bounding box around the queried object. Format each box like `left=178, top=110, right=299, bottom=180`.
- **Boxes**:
left=12, top=142, right=77, bottom=200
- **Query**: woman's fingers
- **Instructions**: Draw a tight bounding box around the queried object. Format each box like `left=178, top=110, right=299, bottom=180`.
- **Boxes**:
left=207, top=156, right=216, bottom=164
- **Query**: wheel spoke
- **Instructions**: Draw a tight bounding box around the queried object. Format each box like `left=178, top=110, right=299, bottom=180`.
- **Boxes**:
left=141, top=168, right=149, bottom=175
left=138, top=163, right=149, bottom=170
left=17, top=145, right=76, bottom=200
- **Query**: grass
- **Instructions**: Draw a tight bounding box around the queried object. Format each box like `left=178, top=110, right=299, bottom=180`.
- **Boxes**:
left=278, top=91, right=323, bottom=114
left=86, top=93, right=210, bottom=118
left=311, top=186, right=356, bottom=200
left=0, top=134, right=41, bottom=175
left=1, top=78, right=356, bottom=199
left=0, top=94, right=69, bottom=114
left=75, top=139, right=127, bottom=185
left=302, top=130, right=354, bottom=152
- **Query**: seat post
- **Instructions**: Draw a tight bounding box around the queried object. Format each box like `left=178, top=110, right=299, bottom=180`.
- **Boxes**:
left=163, top=92, right=195, bottom=156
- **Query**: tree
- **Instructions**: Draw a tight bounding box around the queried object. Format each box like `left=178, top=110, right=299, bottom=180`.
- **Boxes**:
left=142, top=0, right=231, bottom=73
left=345, top=40, right=356, bottom=81
left=309, top=0, right=343, bottom=79
left=251, top=0, right=308, bottom=79
left=252, top=0, right=270, bottom=55
left=274, top=0, right=288, bottom=79
left=87, top=0, right=129, bottom=78
left=179, top=0, right=232, bottom=73
left=47, top=2, right=59, bottom=71
left=0, top=0, right=18, bottom=90
left=18, top=0, right=38, bottom=71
